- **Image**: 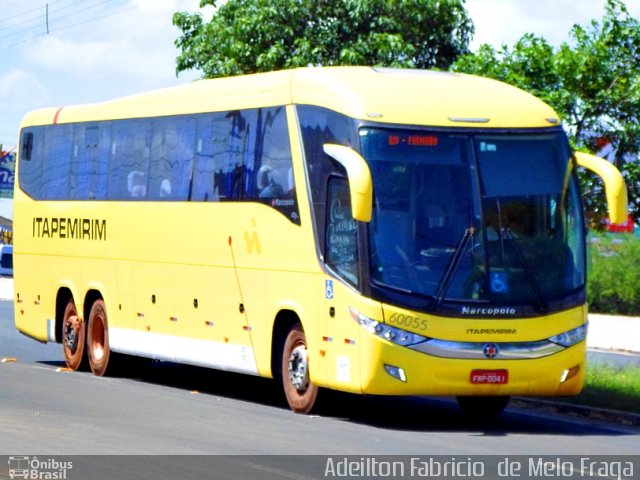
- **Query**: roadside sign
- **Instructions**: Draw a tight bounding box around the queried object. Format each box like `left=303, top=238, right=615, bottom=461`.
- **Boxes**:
left=0, top=148, right=15, bottom=199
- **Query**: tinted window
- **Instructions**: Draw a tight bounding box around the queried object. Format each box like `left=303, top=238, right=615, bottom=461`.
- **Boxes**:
left=42, top=124, right=72, bottom=199
left=19, top=128, right=44, bottom=197
left=148, top=117, right=195, bottom=201
left=108, top=120, right=151, bottom=200
left=192, top=112, right=229, bottom=201
left=191, top=107, right=298, bottom=222
left=251, top=107, right=293, bottom=200
left=298, top=106, right=359, bottom=257
left=17, top=107, right=298, bottom=223
left=70, top=124, right=110, bottom=200
left=326, top=177, right=359, bottom=286
left=476, top=135, right=565, bottom=197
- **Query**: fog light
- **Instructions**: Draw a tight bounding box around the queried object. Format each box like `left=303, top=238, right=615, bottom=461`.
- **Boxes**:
left=384, top=364, right=407, bottom=382
left=560, top=365, right=580, bottom=383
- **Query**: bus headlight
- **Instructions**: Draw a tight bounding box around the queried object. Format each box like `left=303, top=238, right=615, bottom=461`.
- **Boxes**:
left=349, top=307, right=427, bottom=347
left=548, top=324, right=588, bottom=347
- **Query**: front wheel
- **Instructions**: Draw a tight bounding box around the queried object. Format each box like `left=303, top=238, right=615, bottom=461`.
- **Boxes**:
left=281, top=323, right=318, bottom=414
left=456, top=395, right=510, bottom=419
left=87, top=299, right=114, bottom=377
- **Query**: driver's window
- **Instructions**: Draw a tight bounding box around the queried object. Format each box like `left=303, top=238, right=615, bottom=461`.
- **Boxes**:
left=325, top=177, right=359, bottom=287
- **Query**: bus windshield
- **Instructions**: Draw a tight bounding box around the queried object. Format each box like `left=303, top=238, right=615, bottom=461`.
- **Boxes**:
left=361, top=128, right=585, bottom=310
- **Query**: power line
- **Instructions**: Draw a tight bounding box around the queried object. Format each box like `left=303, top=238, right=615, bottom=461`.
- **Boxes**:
left=50, top=2, right=140, bottom=34
left=0, top=0, right=85, bottom=24
left=0, top=6, right=48, bottom=32
left=0, top=0, right=111, bottom=24
left=0, top=2, right=50, bottom=24
left=0, top=0, right=135, bottom=48
left=0, top=19, right=46, bottom=41
left=49, top=0, right=119, bottom=31
left=0, top=0, right=95, bottom=34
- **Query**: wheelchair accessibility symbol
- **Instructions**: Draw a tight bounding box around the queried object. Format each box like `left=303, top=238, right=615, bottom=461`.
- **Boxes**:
left=490, top=272, right=509, bottom=294
left=325, top=280, right=334, bottom=300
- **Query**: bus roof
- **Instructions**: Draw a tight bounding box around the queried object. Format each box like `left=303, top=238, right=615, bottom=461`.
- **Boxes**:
left=20, top=66, right=559, bottom=129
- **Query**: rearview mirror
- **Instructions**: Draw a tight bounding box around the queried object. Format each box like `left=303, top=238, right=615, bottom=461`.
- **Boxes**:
left=574, top=152, right=628, bottom=224
left=323, top=144, right=373, bottom=222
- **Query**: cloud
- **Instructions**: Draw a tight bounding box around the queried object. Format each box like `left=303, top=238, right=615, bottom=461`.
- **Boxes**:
left=0, top=69, right=52, bottom=129
left=0, top=0, right=203, bottom=145
left=0, top=69, right=52, bottom=146
left=23, top=0, right=200, bottom=86
left=0, top=69, right=50, bottom=106
left=27, top=35, right=173, bottom=82
left=467, top=0, right=640, bottom=49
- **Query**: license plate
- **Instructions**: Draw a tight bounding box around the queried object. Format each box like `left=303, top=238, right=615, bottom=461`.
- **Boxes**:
left=470, top=369, right=509, bottom=384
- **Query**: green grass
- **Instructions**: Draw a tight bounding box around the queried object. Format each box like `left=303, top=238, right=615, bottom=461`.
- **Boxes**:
left=556, top=363, right=640, bottom=415
left=588, top=233, right=640, bottom=315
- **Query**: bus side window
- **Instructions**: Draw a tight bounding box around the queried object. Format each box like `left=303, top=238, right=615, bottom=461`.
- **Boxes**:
left=70, top=125, right=101, bottom=200
left=252, top=107, right=299, bottom=223
left=42, top=124, right=72, bottom=199
left=227, top=109, right=255, bottom=201
left=192, top=114, right=216, bottom=201
left=192, top=112, right=235, bottom=202
left=108, top=119, right=151, bottom=200
left=255, top=107, right=292, bottom=199
left=91, top=123, right=111, bottom=200
left=148, top=116, right=195, bottom=201
left=19, top=129, right=43, bottom=198
left=192, top=106, right=298, bottom=223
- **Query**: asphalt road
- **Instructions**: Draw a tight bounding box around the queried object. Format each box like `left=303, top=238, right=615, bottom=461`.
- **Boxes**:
left=0, top=300, right=638, bottom=478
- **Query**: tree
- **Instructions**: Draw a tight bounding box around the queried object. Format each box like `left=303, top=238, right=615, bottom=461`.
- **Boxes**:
left=452, top=0, right=640, bottom=226
left=173, top=0, right=473, bottom=78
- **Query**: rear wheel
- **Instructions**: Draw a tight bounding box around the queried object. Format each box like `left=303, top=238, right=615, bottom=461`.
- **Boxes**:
left=87, top=299, right=114, bottom=377
left=281, top=323, right=318, bottom=414
left=62, top=298, right=86, bottom=370
left=456, top=395, right=510, bottom=419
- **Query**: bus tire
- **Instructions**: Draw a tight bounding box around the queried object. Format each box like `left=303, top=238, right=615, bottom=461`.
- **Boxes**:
left=456, top=395, right=510, bottom=419
left=281, top=323, right=318, bottom=414
left=87, top=299, right=113, bottom=377
left=62, top=298, right=86, bottom=371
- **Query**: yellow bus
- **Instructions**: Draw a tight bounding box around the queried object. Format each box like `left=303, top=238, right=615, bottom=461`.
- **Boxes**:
left=14, top=67, right=627, bottom=416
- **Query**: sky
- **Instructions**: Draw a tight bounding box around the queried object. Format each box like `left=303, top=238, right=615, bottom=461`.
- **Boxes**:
left=0, top=0, right=639, bottom=219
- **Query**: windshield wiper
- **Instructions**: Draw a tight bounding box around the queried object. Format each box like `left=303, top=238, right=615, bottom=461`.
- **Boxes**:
left=502, top=229, right=549, bottom=314
left=432, top=227, right=475, bottom=309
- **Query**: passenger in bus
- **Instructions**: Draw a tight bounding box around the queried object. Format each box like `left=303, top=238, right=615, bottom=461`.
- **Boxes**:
left=257, top=165, right=284, bottom=198
left=128, top=171, right=147, bottom=197
left=159, top=178, right=172, bottom=198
